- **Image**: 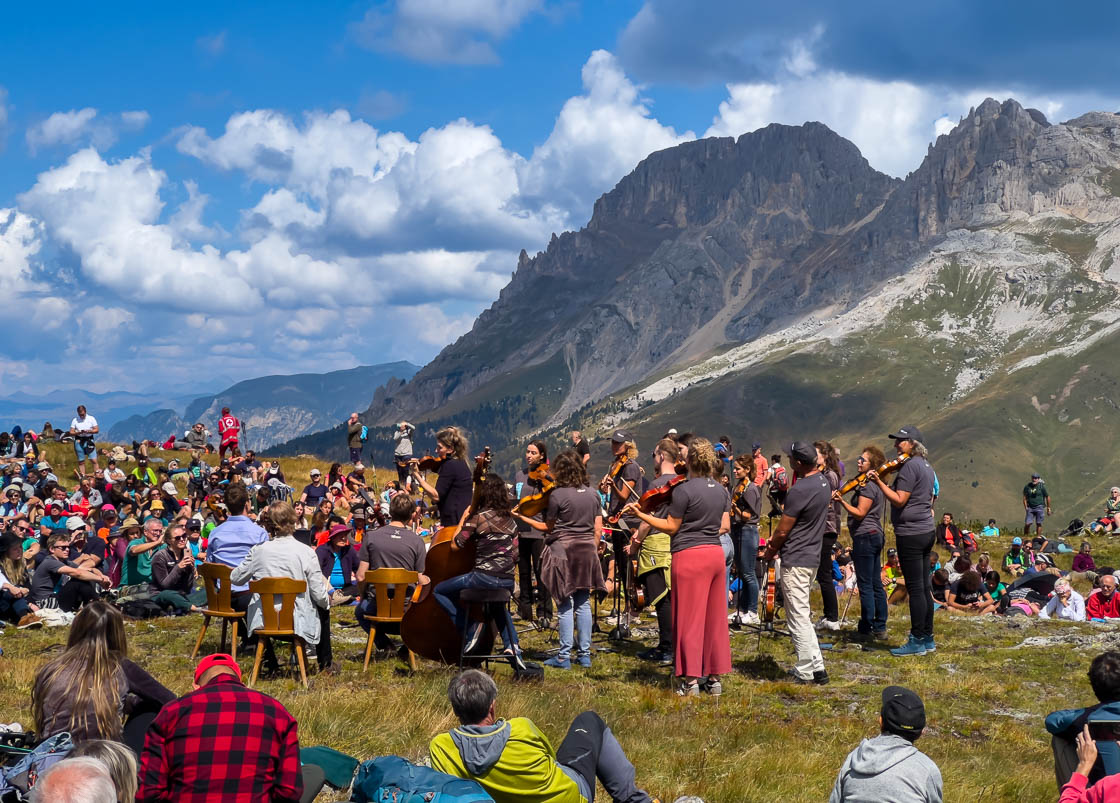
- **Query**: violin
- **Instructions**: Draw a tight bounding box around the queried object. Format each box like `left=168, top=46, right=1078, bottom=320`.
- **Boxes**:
left=730, top=478, right=749, bottom=519
left=413, top=453, right=446, bottom=473
left=599, top=453, right=630, bottom=491
left=401, top=446, right=493, bottom=664
left=512, top=461, right=555, bottom=519
left=838, top=454, right=911, bottom=495
left=628, top=555, right=646, bottom=610
left=612, top=472, right=687, bottom=525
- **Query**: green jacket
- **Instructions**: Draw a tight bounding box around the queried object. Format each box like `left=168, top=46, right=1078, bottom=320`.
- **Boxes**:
left=430, top=717, right=582, bottom=803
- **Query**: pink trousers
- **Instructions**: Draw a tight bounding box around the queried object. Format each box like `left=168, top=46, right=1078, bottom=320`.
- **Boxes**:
left=671, top=544, right=732, bottom=678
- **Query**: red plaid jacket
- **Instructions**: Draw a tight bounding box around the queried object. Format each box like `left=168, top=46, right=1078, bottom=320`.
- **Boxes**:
left=136, top=674, right=303, bottom=803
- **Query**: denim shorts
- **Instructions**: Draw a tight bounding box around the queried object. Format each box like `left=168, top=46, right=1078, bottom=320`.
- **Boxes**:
left=1025, top=506, right=1045, bottom=525
left=73, top=437, right=96, bottom=459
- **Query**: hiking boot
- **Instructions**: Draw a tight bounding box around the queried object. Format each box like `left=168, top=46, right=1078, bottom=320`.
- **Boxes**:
left=921, top=636, right=936, bottom=652
left=318, top=662, right=341, bottom=676
left=17, top=613, right=43, bottom=630
left=890, top=635, right=928, bottom=656
left=637, top=647, right=664, bottom=662
left=812, top=670, right=830, bottom=685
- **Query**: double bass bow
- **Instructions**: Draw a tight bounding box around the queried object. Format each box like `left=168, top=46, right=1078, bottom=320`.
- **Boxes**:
left=838, top=454, right=911, bottom=495
left=401, top=446, right=492, bottom=664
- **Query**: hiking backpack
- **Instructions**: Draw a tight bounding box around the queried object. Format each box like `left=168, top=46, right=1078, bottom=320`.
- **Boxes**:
left=771, top=466, right=788, bottom=493
left=360, top=425, right=368, bottom=442
left=350, top=756, right=493, bottom=803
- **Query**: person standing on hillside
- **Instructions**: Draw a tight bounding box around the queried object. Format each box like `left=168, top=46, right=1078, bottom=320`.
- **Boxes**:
left=217, top=407, right=241, bottom=460
left=393, top=421, right=415, bottom=487
left=1024, top=472, right=1052, bottom=537
left=752, top=445, right=768, bottom=488
left=571, top=431, right=590, bottom=468
left=346, top=413, right=364, bottom=465
left=69, top=405, right=100, bottom=479
left=868, top=425, right=937, bottom=657
left=762, top=441, right=830, bottom=685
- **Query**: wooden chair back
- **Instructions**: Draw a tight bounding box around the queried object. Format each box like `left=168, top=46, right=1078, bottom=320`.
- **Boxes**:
left=249, top=577, right=306, bottom=634
left=199, top=563, right=235, bottom=612
left=364, top=568, right=419, bottom=623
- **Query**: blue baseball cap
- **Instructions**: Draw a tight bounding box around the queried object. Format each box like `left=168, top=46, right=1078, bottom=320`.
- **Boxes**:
left=1011, top=537, right=1022, bottom=545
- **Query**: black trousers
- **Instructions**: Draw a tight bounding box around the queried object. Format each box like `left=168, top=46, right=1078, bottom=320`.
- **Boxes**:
left=816, top=533, right=838, bottom=622
left=58, top=579, right=98, bottom=612
left=315, top=605, right=334, bottom=668
left=610, top=525, right=632, bottom=597
left=555, top=711, right=648, bottom=803
left=395, top=458, right=410, bottom=486
left=897, top=530, right=936, bottom=640
left=517, top=536, right=551, bottom=618
left=641, top=569, right=672, bottom=653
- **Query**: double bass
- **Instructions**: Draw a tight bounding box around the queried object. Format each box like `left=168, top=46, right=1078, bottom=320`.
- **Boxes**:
left=401, top=447, right=492, bottom=664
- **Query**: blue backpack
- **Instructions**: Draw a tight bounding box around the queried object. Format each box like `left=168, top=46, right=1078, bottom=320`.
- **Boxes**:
left=360, top=425, right=368, bottom=442
left=350, top=756, right=493, bottom=803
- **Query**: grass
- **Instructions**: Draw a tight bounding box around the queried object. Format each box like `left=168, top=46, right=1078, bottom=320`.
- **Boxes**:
left=5, top=443, right=1120, bottom=801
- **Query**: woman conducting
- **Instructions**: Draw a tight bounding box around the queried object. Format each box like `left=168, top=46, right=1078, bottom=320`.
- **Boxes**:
left=627, top=437, right=732, bottom=697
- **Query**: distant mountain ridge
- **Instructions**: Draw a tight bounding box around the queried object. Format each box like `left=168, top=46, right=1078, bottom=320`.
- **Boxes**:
left=109, top=362, right=419, bottom=451
left=280, top=100, right=1120, bottom=523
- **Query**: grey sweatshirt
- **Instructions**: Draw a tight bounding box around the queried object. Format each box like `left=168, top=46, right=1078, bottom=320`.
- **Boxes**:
left=829, top=734, right=943, bottom=803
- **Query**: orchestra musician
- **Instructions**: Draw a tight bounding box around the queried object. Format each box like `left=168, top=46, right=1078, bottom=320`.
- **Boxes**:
left=626, top=438, right=680, bottom=665
left=834, top=444, right=889, bottom=640
left=761, top=441, right=830, bottom=686
left=410, top=427, right=473, bottom=528
left=600, top=431, right=642, bottom=606
left=513, top=441, right=552, bottom=626
left=521, top=450, right=606, bottom=670
left=814, top=441, right=843, bottom=631
left=626, top=437, right=731, bottom=697
left=728, top=454, right=762, bottom=627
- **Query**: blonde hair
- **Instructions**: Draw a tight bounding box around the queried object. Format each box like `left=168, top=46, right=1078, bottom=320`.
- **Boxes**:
left=268, top=500, right=298, bottom=536
left=72, top=739, right=138, bottom=803
left=436, top=426, right=469, bottom=461
left=686, top=437, right=721, bottom=479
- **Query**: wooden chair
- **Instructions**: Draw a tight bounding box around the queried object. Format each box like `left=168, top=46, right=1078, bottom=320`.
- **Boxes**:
left=248, top=577, right=309, bottom=687
left=361, top=568, right=420, bottom=672
left=191, top=563, right=246, bottom=661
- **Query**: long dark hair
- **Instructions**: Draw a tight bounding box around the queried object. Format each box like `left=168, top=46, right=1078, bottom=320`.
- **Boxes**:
left=476, top=473, right=511, bottom=515
left=552, top=450, right=588, bottom=489
left=814, top=440, right=841, bottom=475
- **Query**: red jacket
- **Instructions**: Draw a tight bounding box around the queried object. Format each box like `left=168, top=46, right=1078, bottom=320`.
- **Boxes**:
left=136, top=674, right=302, bottom=802
left=1060, top=771, right=1120, bottom=802
left=1086, top=590, right=1120, bottom=620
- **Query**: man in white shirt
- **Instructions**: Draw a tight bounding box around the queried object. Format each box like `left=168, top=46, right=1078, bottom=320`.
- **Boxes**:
left=69, top=405, right=99, bottom=477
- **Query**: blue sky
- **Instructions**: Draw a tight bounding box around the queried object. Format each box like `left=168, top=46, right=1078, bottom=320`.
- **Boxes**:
left=1, top=1, right=1117, bottom=394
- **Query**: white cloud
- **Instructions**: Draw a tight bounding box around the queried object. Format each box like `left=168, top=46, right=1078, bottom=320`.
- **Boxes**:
left=196, top=30, right=227, bottom=57
left=350, top=0, right=545, bottom=65
left=26, top=108, right=150, bottom=155
left=0, top=208, right=43, bottom=294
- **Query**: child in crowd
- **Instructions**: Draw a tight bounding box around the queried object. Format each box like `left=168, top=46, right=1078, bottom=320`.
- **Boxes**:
left=980, top=518, right=1000, bottom=537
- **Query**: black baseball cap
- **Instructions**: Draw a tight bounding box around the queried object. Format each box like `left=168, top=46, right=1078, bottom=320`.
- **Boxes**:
left=881, top=686, right=926, bottom=734
left=888, top=425, right=924, bottom=443
left=610, top=430, right=632, bottom=444
left=785, top=441, right=817, bottom=464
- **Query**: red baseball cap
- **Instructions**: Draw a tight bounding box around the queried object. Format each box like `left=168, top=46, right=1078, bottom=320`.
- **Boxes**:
left=194, top=653, right=242, bottom=684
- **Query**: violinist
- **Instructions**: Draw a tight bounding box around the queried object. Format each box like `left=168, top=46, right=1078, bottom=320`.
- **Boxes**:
left=626, top=438, right=731, bottom=697
left=728, top=454, right=761, bottom=627
left=410, top=427, right=473, bottom=527
left=601, top=430, right=641, bottom=603
left=521, top=450, right=606, bottom=670
left=512, top=440, right=552, bottom=625
left=813, top=441, right=843, bottom=631
left=834, top=444, right=888, bottom=640
left=626, top=438, right=680, bottom=665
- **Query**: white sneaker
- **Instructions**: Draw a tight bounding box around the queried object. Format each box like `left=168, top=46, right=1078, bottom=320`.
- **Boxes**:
left=727, top=612, right=742, bottom=625
left=743, top=611, right=760, bottom=625
left=816, top=618, right=842, bottom=631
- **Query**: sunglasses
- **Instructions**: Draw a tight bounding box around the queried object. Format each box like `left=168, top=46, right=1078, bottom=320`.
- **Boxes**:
left=173, top=535, right=189, bottom=541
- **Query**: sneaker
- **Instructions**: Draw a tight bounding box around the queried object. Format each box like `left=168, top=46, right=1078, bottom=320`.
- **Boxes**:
left=812, top=670, right=830, bottom=685
left=576, top=654, right=592, bottom=668
left=890, top=635, right=928, bottom=656
left=503, top=647, right=528, bottom=673
left=727, top=611, right=742, bottom=625
left=17, top=613, right=43, bottom=630
left=702, top=678, right=723, bottom=696
left=330, top=590, right=354, bottom=606
left=675, top=679, right=700, bottom=697
left=922, top=636, right=936, bottom=652
left=816, top=618, right=841, bottom=631
left=543, top=656, right=571, bottom=670
left=463, top=622, right=484, bottom=653
left=873, top=630, right=889, bottom=641
left=743, top=610, right=760, bottom=625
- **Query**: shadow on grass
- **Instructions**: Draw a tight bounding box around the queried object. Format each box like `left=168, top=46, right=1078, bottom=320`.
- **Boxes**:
left=734, top=654, right=786, bottom=680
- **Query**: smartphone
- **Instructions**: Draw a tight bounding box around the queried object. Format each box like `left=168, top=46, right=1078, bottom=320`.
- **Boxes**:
left=1089, top=720, right=1120, bottom=741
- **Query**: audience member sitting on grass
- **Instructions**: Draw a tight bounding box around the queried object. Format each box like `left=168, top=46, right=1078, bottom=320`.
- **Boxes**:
left=935, top=513, right=962, bottom=548
left=1047, top=651, right=1120, bottom=788
left=231, top=500, right=335, bottom=675
left=0, top=530, right=37, bottom=623
left=973, top=552, right=992, bottom=577
left=1072, top=543, right=1099, bottom=583
left=945, top=553, right=971, bottom=584
left=28, top=756, right=117, bottom=803
left=149, top=521, right=201, bottom=614
left=72, top=739, right=139, bottom=803
left=430, top=669, right=657, bottom=803
left=1003, top=537, right=1029, bottom=577
left=882, top=548, right=906, bottom=604
left=945, top=570, right=998, bottom=615
left=1041, top=578, right=1087, bottom=622
left=829, top=686, right=943, bottom=803
left=930, top=569, right=950, bottom=609
left=980, top=519, right=1000, bottom=538
left=32, top=600, right=174, bottom=749
left=1025, top=553, right=1058, bottom=578
left=30, top=532, right=111, bottom=612
left=1086, top=575, right=1120, bottom=621
left=984, top=571, right=1007, bottom=604
left=137, top=653, right=324, bottom=803
left=121, top=516, right=166, bottom=587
